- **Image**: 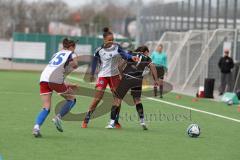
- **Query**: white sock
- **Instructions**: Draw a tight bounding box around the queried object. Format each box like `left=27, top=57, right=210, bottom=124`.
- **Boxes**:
left=110, top=120, right=115, bottom=125
left=34, top=124, right=40, bottom=130
left=56, top=114, right=62, bottom=119
left=140, top=118, right=145, bottom=124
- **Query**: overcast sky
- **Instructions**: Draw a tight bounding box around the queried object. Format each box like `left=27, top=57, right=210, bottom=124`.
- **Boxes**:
left=25, top=0, right=180, bottom=7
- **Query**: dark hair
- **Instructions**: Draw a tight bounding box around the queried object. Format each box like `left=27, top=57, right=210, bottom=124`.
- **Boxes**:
left=135, top=45, right=149, bottom=53
left=62, top=38, right=76, bottom=49
left=102, top=27, right=113, bottom=38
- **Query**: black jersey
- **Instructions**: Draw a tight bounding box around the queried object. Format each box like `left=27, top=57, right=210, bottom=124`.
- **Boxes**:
left=122, top=53, right=152, bottom=79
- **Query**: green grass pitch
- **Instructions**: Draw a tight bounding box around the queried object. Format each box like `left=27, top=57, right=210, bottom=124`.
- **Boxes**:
left=0, top=71, right=239, bottom=160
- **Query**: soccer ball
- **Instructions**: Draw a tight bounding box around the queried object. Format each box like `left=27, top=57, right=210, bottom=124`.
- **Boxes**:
left=187, top=124, right=200, bottom=138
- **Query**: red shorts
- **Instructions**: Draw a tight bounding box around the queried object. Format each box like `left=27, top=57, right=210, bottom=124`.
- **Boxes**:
left=96, top=75, right=120, bottom=91
left=40, top=82, right=69, bottom=95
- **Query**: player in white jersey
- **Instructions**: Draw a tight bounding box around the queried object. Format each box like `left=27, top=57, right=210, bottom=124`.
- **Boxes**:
left=81, top=27, right=139, bottom=128
left=32, top=38, right=79, bottom=137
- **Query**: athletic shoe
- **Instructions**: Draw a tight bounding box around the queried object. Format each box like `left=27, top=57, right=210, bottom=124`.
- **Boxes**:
left=140, top=122, right=148, bottom=130
left=81, top=121, right=88, bottom=128
left=115, top=122, right=122, bottom=129
left=32, top=128, right=42, bottom=138
left=52, top=116, right=63, bottom=132
left=105, top=124, right=115, bottom=129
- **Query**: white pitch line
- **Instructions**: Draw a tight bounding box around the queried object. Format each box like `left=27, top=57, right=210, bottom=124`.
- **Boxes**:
left=147, top=97, right=240, bottom=123
left=67, top=76, right=240, bottom=123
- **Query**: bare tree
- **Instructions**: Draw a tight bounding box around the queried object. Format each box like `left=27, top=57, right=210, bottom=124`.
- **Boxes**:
left=0, top=0, right=136, bottom=39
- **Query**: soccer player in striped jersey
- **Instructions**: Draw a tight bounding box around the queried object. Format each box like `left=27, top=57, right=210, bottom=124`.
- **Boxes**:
left=81, top=27, right=139, bottom=128
left=106, top=45, right=160, bottom=130
left=32, top=38, right=79, bottom=137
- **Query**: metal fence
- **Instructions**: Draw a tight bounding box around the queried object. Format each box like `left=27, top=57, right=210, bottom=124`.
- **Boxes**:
left=148, top=28, right=240, bottom=95
left=138, top=0, right=240, bottom=44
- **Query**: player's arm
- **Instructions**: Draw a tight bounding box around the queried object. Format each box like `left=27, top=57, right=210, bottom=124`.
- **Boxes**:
left=117, top=45, right=139, bottom=62
left=118, top=59, right=127, bottom=79
left=69, top=53, right=78, bottom=69
left=64, top=52, right=78, bottom=70
left=149, top=63, right=161, bottom=86
left=91, top=56, right=99, bottom=75
left=64, top=53, right=79, bottom=79
left=90, top=47, right=101, bottom=81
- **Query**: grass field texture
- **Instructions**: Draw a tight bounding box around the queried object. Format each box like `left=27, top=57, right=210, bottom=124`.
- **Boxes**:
left=0, top=71, right=239, bottom=160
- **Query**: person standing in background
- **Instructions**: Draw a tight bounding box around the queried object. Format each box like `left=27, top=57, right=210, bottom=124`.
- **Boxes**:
left=218, top=49, right=234, bottom=95
left=150, top=44, right=168, bottom=98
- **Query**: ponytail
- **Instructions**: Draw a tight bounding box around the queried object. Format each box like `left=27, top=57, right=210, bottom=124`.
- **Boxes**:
left=62, top=38, right=76, bottom=49
left=102, top=27, right=113, bottom=38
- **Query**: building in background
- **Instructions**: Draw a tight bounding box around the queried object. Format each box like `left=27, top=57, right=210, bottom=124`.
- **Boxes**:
left=48, top=22, right=81, bottom=36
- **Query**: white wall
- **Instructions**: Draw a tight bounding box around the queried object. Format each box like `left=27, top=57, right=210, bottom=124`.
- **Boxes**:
left=0, top=40, right=46, bottom=60
left=58, top=43, right=92, bottom=55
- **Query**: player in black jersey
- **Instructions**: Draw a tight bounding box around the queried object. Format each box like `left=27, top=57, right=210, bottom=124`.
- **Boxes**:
left=105, top=45, right=160, bottom=130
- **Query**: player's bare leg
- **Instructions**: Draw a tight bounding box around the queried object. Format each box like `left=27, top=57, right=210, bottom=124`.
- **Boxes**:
left=33, top=93, right=52, bottom=137
left=82, top=89, right=105, bottom=128
left=52, top=88, right=76, bottom=132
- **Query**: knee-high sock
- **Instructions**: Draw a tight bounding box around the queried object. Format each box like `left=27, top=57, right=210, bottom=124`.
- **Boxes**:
left=115, top=105, right=121, bottom=123
left=84, top=97, right=102, bottom=123
left=136, top=103, right=144, bottom=120
left=35, top=108, right=50, bottom=126
left=159, top=85, right=163, bottom=96
left=154, top=86, right=157, bottom=97
left=111, top=105, right=119, bottom=122
left=58, top=99, right=76, bottom=118
left=84, top=110, right=95, bottom=123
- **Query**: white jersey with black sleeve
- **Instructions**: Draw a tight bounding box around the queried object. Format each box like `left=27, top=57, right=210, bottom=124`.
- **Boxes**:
left=40, top=50, right=76, bottom=84
left=92, top=44, right=132, bottom=77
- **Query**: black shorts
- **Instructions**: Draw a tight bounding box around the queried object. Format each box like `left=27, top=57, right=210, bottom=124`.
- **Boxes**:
left=114, top=75, right=142, bottom=99
left=156, top=66, right=165, bottom=79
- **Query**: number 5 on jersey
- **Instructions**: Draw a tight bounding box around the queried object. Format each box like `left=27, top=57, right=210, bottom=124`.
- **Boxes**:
left=49, top=53, right=66, bottom=66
